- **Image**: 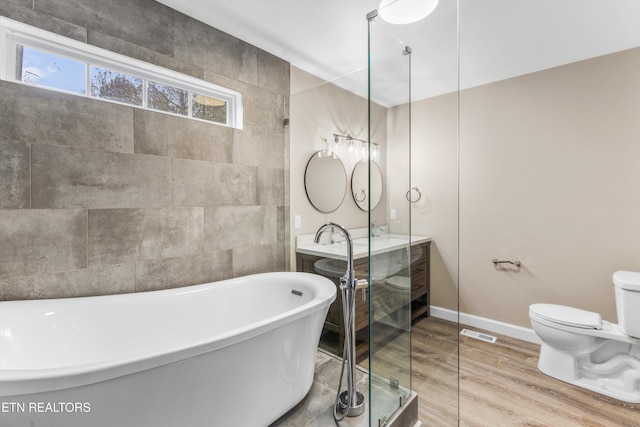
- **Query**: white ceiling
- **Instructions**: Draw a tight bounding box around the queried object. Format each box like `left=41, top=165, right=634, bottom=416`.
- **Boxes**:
left=157, top=0, right=640, bottom=106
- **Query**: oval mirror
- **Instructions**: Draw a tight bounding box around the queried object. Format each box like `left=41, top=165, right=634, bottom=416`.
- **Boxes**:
left=351, top=160, right=383, bottom=211
left=304, top=151, right=347, bottom=213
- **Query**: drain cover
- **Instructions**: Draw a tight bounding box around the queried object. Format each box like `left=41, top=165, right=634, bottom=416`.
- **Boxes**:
left=460, top=328, right=497, bottom=343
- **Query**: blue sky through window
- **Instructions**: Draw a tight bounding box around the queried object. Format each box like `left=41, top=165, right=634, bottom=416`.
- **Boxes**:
left=21, top=46, right=86, bottom=94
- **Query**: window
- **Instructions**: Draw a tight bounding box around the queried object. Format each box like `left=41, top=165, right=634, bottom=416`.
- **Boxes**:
left=147, top=80, right=189, bottom=116
left=91, top=66, right=143, bottom=106
left=19, top=46, right=86, bottom=94
left=0, top=17, right=243, bottom=129
left=192, top=92, right=227, bottom=124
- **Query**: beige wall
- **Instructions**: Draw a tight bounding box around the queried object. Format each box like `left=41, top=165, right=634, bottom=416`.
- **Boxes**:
left=289, top=66, right=388, bottom=269
left=404, top=47, right=640, bottom=328
left=388, top=93, right=460, bottom=312
left=459, top=47, right=640, bottom=327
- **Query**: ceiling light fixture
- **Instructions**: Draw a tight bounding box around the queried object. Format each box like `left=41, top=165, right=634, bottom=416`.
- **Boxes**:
left=378, top=0, right=439, bottom=25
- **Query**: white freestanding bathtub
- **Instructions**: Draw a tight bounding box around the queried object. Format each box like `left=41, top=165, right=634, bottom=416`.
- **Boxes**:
left=0, top=272, right=336, bottom=427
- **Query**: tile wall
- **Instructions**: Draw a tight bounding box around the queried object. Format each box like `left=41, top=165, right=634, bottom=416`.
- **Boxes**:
left=0, top=0, right=289, bottom=300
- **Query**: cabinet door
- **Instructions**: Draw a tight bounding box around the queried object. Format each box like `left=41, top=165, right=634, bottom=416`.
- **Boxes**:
left=354, top=258, right=369, bottom=332
left=411, top=243, right=429, bottom=299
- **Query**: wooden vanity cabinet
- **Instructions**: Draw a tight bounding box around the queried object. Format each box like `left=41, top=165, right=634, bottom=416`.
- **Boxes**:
left=296, top=240, right=430, bottom=359
left=410, top=242, right=430, bottom=320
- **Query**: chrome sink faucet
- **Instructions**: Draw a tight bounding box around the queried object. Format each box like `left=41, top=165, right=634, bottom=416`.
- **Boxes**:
left=371, top=221, right=385, bottom=237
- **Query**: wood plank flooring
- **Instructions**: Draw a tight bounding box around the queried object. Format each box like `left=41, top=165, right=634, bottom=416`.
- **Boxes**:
left=413, top=317, right=640, bottom=426
left=412, top=316, right=460, bottom=426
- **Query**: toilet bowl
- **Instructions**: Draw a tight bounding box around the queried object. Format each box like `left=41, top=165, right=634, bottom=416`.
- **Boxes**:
left=529, top=271, right=640, bottom=403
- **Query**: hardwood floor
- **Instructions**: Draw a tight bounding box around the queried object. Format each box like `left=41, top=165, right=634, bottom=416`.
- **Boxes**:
left=412, top=317, right=640, bottom=427
left=412, top=316, right=460, bottom=426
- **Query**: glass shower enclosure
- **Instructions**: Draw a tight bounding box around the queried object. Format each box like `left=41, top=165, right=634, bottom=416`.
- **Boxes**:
left=289, top=4, right=459, bottom=425
left=366, top=10, right=414, bottom=425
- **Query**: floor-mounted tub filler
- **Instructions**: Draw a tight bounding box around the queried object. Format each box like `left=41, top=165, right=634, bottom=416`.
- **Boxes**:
left=0, top=272, right=336, bottom=427
left=314, top=222, right=368, bottom=422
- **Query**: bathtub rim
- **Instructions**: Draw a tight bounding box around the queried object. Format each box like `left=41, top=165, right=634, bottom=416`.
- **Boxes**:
left=0, top=272, right=336, bottom=397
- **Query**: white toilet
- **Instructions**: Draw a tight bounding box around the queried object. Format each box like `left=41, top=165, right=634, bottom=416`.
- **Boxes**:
left=529, top=270, right=640, bottom=403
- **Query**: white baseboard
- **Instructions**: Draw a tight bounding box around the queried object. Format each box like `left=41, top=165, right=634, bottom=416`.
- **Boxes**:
left=430, top=306, right=541, bottom=344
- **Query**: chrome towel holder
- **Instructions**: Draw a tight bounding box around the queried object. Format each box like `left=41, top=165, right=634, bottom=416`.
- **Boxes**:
left=492, top=258, right=521, bottom=268
left=406, top=186, right=422, bottom=203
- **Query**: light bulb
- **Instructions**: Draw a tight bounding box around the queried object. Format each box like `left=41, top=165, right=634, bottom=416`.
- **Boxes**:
left=378, top=0, right=439, bottom=25
left=373, top=144, right=380, bottom=161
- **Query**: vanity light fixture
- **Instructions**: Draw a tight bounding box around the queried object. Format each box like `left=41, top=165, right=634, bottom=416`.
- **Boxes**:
left=378, top=0, right=439, bottom=25
left=319, top=137, right=337, bottom=159
left=332, top=134, right=380, bottom=161
left=372, top=144, right=380, bottom=161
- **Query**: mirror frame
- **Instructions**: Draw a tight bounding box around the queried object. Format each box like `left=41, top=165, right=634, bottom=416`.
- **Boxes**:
left=351, top=159, right=383, bottom=211
left=304, top=150, right=347, bottom=213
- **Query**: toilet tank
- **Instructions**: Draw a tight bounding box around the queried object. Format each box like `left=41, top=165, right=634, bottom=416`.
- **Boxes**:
left=614, top=270, right=640, bottom=338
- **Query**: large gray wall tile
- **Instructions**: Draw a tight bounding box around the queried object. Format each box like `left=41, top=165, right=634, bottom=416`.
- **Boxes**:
left=257, top=167, right=285, bottom=207
left=0, top=1, right=87, bottom=41
left=35, top=0, right=175, bottom=56
left=278, top=206, right=288, bottom=243
left=205, top=206, right=277, bottom=252
left=244, top=86, right=285, bottom=131
left=0, top=140, right=30, bottom=209
left=0, top=209, right=86, bottom=280
left=134, top=110, right=233, bottom=162
left=257, top=49, right=290, bottom=96
left=86, top=30, right=204, bottom=79
left=0, top=2, right=290, bottom=301
left=233, top=124, right=284, bottom=169
left=32, top=144, right=172, bottom=209
left=232, top=243, right=286, bottom=277
left=174, top=14, right=257, bottom=85
left=88, top=208, right=204, bottom=266
left=173, top=158, right=256, bottom=207
left=0, top=81, right=134, bottom=153
left=0, top=263, right=135, bottom=300
left=135, top=250, right=232, bottom=292
left=0, top=0, right=32, bottom=9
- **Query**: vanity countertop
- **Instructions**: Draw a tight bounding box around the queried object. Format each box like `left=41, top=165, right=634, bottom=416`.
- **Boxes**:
left=296, top=233, right=431, bottom=260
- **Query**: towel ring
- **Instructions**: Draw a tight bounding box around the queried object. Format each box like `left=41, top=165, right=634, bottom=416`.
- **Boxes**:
left=355, top=188, right=367, bottom=203
left=406, top=187, right=422, bottom=203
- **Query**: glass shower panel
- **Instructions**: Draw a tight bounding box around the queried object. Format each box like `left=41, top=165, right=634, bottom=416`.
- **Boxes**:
left=289, top=66, right=371, bottom=359
left=367, top=12, right=413, bottom=425
left=290, top=4, right=459, bottom=424
left=289, top=63, right=375, bottom=422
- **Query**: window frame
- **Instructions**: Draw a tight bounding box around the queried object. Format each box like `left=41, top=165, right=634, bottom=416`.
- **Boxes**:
left=0, top=16, right=243, bottom=129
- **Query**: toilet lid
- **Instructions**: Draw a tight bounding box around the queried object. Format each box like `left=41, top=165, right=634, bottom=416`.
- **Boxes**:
left=613, top=270, right=640, bottom=291
left=530, top=304, right=602, bottom=329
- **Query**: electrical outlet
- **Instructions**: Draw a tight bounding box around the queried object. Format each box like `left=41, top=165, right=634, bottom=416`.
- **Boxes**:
left=294, top=215, right=301, bottom=229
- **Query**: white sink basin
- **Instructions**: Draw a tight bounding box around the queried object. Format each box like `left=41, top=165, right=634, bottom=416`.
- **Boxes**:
left=314, top=247, right=408, bottom=280
left=296, top=232, right=430, bottom=261
left=353, top=236, right=409, bottom=250
left=313, top=258, right=346, bottom=278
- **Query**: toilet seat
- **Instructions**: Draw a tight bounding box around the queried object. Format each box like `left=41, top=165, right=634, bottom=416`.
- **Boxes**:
left=529, top=303, right=601, bottom=329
